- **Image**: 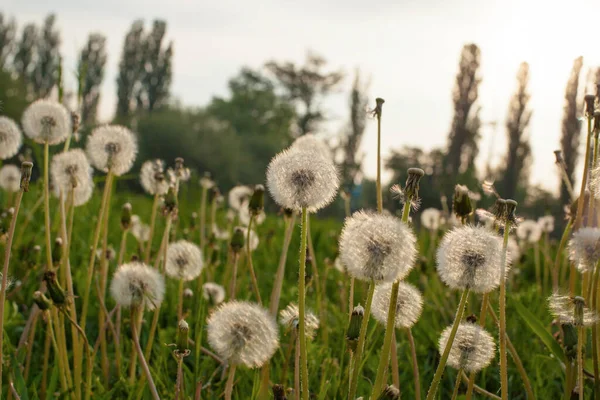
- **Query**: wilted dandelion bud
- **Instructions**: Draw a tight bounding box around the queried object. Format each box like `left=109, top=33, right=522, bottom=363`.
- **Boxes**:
left=266, top=147, right=339, bottom=213
left=249, top=184, right=265, bottom=215
left=516, top=220, right=542, bottom=244
left=22, top=99, right=71, bottom=145
left=121, top=203, right=132, bottom=230
left=86, top=125, right=137, bottom=175
left=165, top=240, right=204, bottom=281
left=538, top=215, right=555, bottom=233
left=52, top=237, right=63, bottom=267
left=291, top=134, right=332, bottom=160
left=436, top=225, right=505, bottom=293
left=176, top=319, right=190, bottom=354
left=162, top=186, right=178, bottom=216
left=33, top=291, right=52, bottom=310
left=390, top=168, right=425, bottom=210
left=503, top=199, right=519, bottom=226
left=110, top=262, right=165, bottom=310
left=549, top=294, right=598, bottom=326
left=20, top=161, right=34, bottom=192
left=279, top=303, right=320, bottom=339
left=371, top=282, right=423, bottom=329
left=420, top=208, right=441, bottom=230
left=369, top=97, right=385, bottom=119
left=230, top=227, right=246, bottom=254
left=96, top=246, right=116, bottom=262
left=376, top=385, right=400, bottom=400
left=453, top=184, right=473, bottom=220
left=43, top=270, right=67, bottom=306
left=339, top=211, right=417, bottom=283
left=272, top=384, right=287, bottom=400
left=585, top=94, right=596, bottom=117
left=0, top=165, right=21, bottom=192
left=0, top=116, right=22, bottom=160
left=207, top=301, right=279, bottom=368
left=203, top=282, right=226, bottom=305
left=438, top=321, right=495, bottom=373
left=346, top=305, right=364, bottom=352
left=140, top=159, right=168, bottom=195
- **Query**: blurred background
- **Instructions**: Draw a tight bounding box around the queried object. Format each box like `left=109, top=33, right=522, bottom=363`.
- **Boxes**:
left=1, top=0, right=600, bottom=221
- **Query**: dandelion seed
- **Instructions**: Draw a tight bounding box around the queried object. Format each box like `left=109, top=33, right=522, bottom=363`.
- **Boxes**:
left=436, top=225, right=505, bottom=293
left=549, top=294, right=598, bottom=326
left=165, top=240, right=204, bottom=281
left=0, top=165, right=21, bottom=192
left=140, top=159, right=169, bottom=195
left=207, top=301, right=279, bottom=368
left=96, top=246, right=116, bottom=261
left=516, top=220, right=542, bottom=243
left=266, top=147, right=339, bottom=213
left=86, top=125, right=137, bottom=176
left=371, top=282, right=423, bottom=329
left=568, top=228, right=600, bottom=273
left=291, top=134, right=332, bottom=160
left=110, top=262, right=165, bottom=310
left=229, top=185, right=253, bottom=211
left=279, top=303, right=320, bottom=339
left=538, top=215, right=555, bottom=233
left=438, top=321, right=495, bottom=373
left=51, top=149, right=94, bottom=206
left=22, top=99, right=71, bottom=145
left=421, top=208, right=441, bottom=230
left=339, top=211, right=417, bottom=283
left=0, top=116, right=22, bottom=160
left=203, top=282, right=226, bottom=305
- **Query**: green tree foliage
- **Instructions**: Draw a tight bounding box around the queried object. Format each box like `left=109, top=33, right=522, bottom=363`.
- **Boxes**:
left=0, top=13, right=16, bottom=69
left=266, top=51, right=343, bottom=135
left=559, top=56, right=583, bottom=205
left=31, top=14, right=60, bottom=98
left=78, top=33, right=107, bottom=126
left=13, top=23, right=37, bottom=90
left=0, top=68, right=28, bottom=120
left=116, top=20, right=144, bottom=119
left=497, top=62, right=532, bottom=202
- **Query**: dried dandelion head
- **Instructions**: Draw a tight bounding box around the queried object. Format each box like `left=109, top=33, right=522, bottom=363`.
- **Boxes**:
left=549, top=294, right=598, bottom=327
left=420, top=208, right=441, bottom=231
left=569, top=227, right=600, bottom=273
left=165, top=240, right=204, bottom=281
left=339, top=211, right=417, bottom=283
left=51, top=149, right=94, bottom=206
left=130, top=215, right=151, bottom=243
left=371, top=282, right=423, bottom=329
left=207, top=301, right=279, bottom=368
left=140, top=159, right=168, bottom=195
left=22, top=99, right=71, bottom=145
left=110, top=262, right=165, bottom=310
left=390, top=168, right=425, bottom=211
left=239, top=199, right=266, bottom=226
left=228, top=185, right=253, bottom=211
left=202, top=282, right=226, bottom=305
left=516, top=220, right=542, bottom=244
left=0, top=116, right=22, bottom=160
left=438, top=321, right=495, bottom=373
left=0, top=165, right=21, bottom=192
left=538, top=215, right=555, bottom=233
left=279, top=303, right=320, bottom=339
left=266, top=147, right=339, bottom=213
left=436, top=225, right=505, bottom=293
left=86, top=125, right=137, bottom=175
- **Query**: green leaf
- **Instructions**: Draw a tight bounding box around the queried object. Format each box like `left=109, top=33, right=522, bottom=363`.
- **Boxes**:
left=10, top=352, right=29, bottom=400
left=513, top=298, right=565, bottom=363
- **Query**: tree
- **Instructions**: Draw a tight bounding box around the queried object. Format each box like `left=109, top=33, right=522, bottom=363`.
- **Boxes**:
left=13, top=23, right=37, bottom=89
left=444, top=44, right=482, bottom=190
left=139, top=20, right=172, bottom=111
left=32, top=14, right=60, bottom=98
left=339, top=70, right=369, bottom=191
left=116, top=20, right=144, bottom=119
left=0, top=13, right=16, bottom=69
left=559, top=56, right=583, bottom=205
left=78, top=33, right=107, bottom=125
left=266, top=51, right=343, bottom=135
left=497, top=62, right=532, bottom=202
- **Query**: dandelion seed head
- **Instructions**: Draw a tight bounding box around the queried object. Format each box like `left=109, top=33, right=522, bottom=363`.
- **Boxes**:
left=22, top=99, right=71, bottom=145
left=228, top=185, right=253, bottom=211
left=211, top=223, right=230, bottom=241
left=51, top=149, right=94, bottom=206
left=569, top=227, right=600, bottom=273
left=516, top=220, right=542, bottom=243
left=548, top=293, right=599, bottom=326
left=266, top=148, right=339, bottom=213
left=140, top=159, right=168, bottom=195
left=371, top=282, right=423, bottom=329
left=239, top=199, right=266, bottom=226
left=436, top=225, right=506, bottom=293
left=200, top=176, right=214, bottom=189
left=166, top=240, right=204, bottom=281
left=279, top=303, right=320, bottom=339
left=130, top=215, right=151, bottom=243
left=0, top=165, right=21, bottom=192
left=291, top=134, right=332, bottom=160
left=538, top=215, right=555, bottom=233
left=110, top=262, right=165, bottom=310
left=0, top=116, right=22, bottom=160
left=507, top=237, right=521, bottom=264
left=207, top=301, right=279, bottom=368
left=202, top=282, right=226, bottom=305
left=420, top=208, right=441, bottom=230
left=86, top=125, right=137, bottom=176
left=439, top=322, right=495, bottom=373
left=339, top=211, right=417, bottom=283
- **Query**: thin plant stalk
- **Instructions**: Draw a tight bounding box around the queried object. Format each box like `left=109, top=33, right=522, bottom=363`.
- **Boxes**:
left=534, top=242, right=541, bottom=292
left=131, top=307, right=161, bottom=400
left=0, top=188, right=24, bottom=396
left=144, top=193, right=160, bottom=263
left=177, top=279, right=184, bottom=320
left=224, top=363, right=237, bottom=400
left=199, top=186, right=208, bottom=249
left=556, top=220, right=572, bottom=293
left=425, top=288, right=470, bottom=400
left=578, top=325, right=584, bottom=400
left=574, top=116, right=594, bottom=230
left=175, top=356, right=184, bottom=400
left=246, top=215, right=262, bottom=304
left=43, top=141, right=53, bottom=271
left=295, top=334, right=300, bottom=400
left=228, top=253, right=240, bottom=299
left=298, top=206, right=309, bottom=400
left=499, top=220, right=511, bottom=400
left=41, top=315, right=52, bottom=399
left=48, top=311, right=69, bottom=394
left=60, top=308, right=93, bottom=400
left=451, top=369, right=463, bottom=400
left=390, top=332, right=400, bottom=390
left=406, top=328, right=421, bottom=400
left=465, top=293, right=490, bottom=400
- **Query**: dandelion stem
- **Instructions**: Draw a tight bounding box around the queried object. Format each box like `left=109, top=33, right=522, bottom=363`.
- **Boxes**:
left=177, top=279, right=184, bottom=320
left=425, top=288, right=470, bottom=400
left=465, top=293, right=490, bottom=400
left=295, top=333, right=301, bottom=400
left=144, top=193, right=160, bottom=264
left=298, top=206, right=310, bottom=400
left=574, top=116, right=593, bottom=230
left=41, top=315, right=51, bottom=399
left=43, top=141, right=53, bottom=272
left=534, top=242, right=541, bottom=292
left=131, top=307, right=161, bottom=400
left=376, top=102, right=383, bottom=212
left=199, top=186, right=208, bottom=249
left=390, top=331, right=400, bottom=390
left=407, top=328, right=421, bottom=400
left=451, top=368, right=463, bottom=400
left=246, top=215, right=262, bottom=304
left=578, top=325, right=584, bottom=400
left=224, top=363, right=237, bottom=400
left=499, top=221, right=511, bottom=400
left=556, top=220, right=572, bottom=294
left=228, top=253, right=240, bottom=299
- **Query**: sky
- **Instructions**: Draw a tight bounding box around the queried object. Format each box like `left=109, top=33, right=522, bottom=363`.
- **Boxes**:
left=4, top=0, right=600, bottom=193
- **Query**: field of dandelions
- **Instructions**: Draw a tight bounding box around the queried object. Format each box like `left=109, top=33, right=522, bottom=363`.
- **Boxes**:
left=1, top=96, right=600, bottom=400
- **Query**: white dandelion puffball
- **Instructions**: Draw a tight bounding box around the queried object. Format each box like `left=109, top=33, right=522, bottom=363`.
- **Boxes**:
left=211, top=224, right=231, bottom=241
left=538, top=215, right=555, bottom=233
left=235, top=225, right=259, bottom=252
left=0, top=165, right=21, bottom=192
left=239, top=199, right=266, bottom=226
left=279, top=303, right=320, bottom=339
left=436, top=225, right=506, bottom=293
left=549, top=294, right=598, bottom=326
left=200, top=176, right=214, bottom=189
left=51, top=149, right=95, bottom=206
left=140, top=159, right=168, bottom=195
left=339, top=211, right=417, bottom=283
left=131, top=215, right=151, bottom=243
left=438, top=322, right=495, bottom=373
left=203, top=282, right=226, bottom=305
left=421, top=208, right=441, bottom=230
left=207, top=301, right=279, bottom=368
left=86, top=125, right=137, bottom=176
left=228, top=185, right=253, bottom=211
left=22, top=99, right=71, bottom=145
left=371, top=282, right=423, bottom=329
left=0, top=116, right=22, bottom=159
left=266, top=147, right=339, bottom=213
left=516, top=220, right=542, bottom=244
left=291, top=134, right=332, bottom=160
left=506, top=237, right=521, bottom=265
left=165, top=240, right=204, bottom=281
left=110, top=262, right=165, bottom=310
left=569, top=228, right=600, bottom=273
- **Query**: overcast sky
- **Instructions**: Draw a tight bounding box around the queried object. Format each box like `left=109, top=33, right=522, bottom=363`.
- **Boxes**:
left=4, top=0, right=600, bottom=193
